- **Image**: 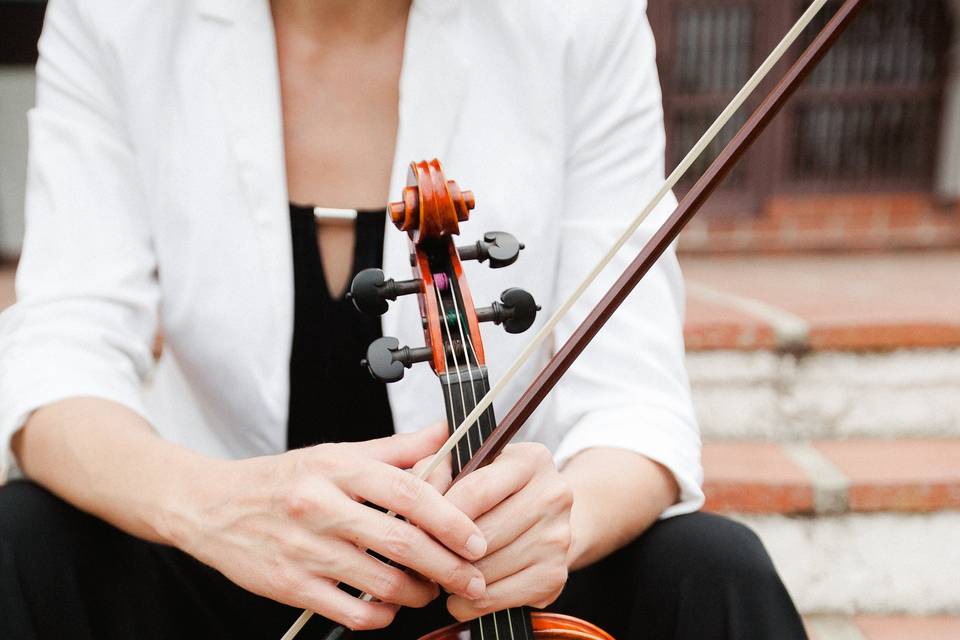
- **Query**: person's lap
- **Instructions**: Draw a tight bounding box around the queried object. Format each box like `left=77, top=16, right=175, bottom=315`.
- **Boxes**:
left=0, top=480, right=805, bottom=639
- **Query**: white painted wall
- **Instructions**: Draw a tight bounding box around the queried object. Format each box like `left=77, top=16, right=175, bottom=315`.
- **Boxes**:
left=0, top=66, right=35, bottom=259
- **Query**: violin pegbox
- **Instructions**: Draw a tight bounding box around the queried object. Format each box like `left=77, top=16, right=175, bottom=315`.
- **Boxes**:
left=350, top=159, right=540, bottom=383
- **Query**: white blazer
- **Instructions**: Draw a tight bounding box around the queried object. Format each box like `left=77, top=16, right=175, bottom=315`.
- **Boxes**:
left=0, top=0, right=703, bottom=517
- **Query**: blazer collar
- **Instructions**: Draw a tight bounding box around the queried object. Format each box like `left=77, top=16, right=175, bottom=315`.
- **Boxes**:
left=199, top=0, right=470, bottom=351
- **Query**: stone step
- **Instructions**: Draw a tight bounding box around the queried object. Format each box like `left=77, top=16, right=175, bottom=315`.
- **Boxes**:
left=744, top=511, right=959, bottom=616
left=680, top=251, right=960, bottom=441
left=703, top=440, right=960, bottom=615
left=805, top=615, right=960, bottom=640
left=688, top=349, right=960, bottom=441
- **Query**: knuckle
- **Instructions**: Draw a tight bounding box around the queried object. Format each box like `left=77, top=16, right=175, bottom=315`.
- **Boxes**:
left=390, top=472, right=424, bottom=512
left=344, top=605, right=379, bottom=631
left=443, top=562, right=473, bottom=592
left=545, top=564, right=569, bottom=591
left=382, top=522, right=416, bottom=560
left=543, top=523, right=572, bottom=551
left=283, top=484, right=321, bottom=520
left=547, top=480, right=574, bottom=511
left=372, top=569, right=404, bottom=601
left=301, top=443, right=340, bottom=473
left=269, top=565, right=303, bottom=599
left=525, top=442, right=554, bottom=466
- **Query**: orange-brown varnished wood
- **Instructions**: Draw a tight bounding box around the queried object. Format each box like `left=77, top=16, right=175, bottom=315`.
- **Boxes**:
left=413, top=245, right=447, bottom=374
left=446, top=240, right=486, bottom=365
left=418, top=613, right=616, bottom=640
left=389, top=160, right=473, bottom=240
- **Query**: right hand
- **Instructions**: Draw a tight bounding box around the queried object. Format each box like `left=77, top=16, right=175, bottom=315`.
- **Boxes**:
left=166, top=424, right=488, bottom=631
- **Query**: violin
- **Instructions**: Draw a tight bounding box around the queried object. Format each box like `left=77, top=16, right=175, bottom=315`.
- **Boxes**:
left=350, top=159, right=613, bottom=640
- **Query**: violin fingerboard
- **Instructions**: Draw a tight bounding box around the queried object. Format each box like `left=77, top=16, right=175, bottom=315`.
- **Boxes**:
left=440, top=366, right=496, bottom=479
left=439, top=367, right=536, bottom=640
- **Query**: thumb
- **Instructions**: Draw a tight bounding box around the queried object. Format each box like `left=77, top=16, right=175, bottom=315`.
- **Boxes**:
left=353, top=421, right=448, bottom=469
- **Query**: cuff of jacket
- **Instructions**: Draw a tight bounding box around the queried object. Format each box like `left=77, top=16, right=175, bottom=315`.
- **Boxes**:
left=552, top=404, right=705, bottom=520
left=0, top=354, right=149, bottom=483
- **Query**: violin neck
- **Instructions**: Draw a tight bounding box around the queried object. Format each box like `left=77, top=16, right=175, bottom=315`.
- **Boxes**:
left=440, top=366, right=536, bottom=640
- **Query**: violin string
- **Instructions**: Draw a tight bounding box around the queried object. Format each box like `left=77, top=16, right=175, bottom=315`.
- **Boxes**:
left=281, top=2, right=831, bottom=637
left=434, top=281, right=499, bottom=640
left=444, top=283, right=515, bottom=640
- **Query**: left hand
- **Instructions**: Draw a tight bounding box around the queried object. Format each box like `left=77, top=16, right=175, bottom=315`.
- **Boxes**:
left=439, top=442, right=574, bottom=621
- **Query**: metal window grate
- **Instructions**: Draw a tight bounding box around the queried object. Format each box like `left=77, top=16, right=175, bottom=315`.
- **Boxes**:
left=651, top=0, right=954, bottom=214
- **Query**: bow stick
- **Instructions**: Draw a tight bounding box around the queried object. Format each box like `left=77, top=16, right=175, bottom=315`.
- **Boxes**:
left=282, top=0, right=866, bottom=637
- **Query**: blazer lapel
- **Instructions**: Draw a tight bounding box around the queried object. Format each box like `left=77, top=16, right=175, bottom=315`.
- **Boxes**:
left=382, top=0, right=471, bottom=346
left=200, top=0, right=293, bottom=342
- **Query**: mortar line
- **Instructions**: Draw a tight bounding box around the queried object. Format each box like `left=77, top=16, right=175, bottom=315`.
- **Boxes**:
left=782, top=442, right=850, bottom=515
left=685, top=279, right=810, bottom=351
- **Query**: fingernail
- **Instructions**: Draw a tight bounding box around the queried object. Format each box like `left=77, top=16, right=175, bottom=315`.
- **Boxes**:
left=465, top=534, right=486, bottom=559
left=466, top=576, right=485, bottom=599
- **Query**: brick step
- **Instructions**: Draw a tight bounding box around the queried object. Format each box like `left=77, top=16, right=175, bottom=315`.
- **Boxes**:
left=681, top=251, right=960, bottom=353
left=708, top=440, right=960, bottom=616
left=702, top=439, right=960, bottom=515
left=805, top=615, right=960, bottom=640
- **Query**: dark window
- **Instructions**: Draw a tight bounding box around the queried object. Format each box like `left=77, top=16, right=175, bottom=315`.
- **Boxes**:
left=0, top=1, right=47, bottom=65
left=649, top=0, right=954, bottom=216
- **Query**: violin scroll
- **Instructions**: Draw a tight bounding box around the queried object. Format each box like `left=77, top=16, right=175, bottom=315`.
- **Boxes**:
left=350, top=158, right=540, bottom=381
left=387, top=160, right=475, bottom=240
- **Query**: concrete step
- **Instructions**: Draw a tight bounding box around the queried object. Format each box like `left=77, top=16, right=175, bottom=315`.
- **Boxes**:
left=805, top=615, right=960, bottom=640
left=703, top=440, right=960, bottom=616
left=681, top=251, right=960, bottom=441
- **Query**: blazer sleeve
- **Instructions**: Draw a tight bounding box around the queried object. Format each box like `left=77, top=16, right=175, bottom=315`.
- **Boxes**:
left=0, top=0, right=159, bottom=480
left=550, top=0, right=704, bottom=518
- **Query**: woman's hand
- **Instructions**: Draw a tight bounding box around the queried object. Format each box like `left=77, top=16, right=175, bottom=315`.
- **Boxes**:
left=440, top=443, right=574, bottom=621
left=165, top=423, right=488, bottom=631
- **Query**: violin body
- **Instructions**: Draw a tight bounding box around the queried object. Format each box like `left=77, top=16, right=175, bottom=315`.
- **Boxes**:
left=418, top=613, right=616, bottom=640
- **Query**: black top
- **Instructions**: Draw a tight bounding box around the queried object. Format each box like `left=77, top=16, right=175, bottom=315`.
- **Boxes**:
left=286, top=204, right=394, bottom=450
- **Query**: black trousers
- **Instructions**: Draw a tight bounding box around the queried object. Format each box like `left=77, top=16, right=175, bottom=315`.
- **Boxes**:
left=0, top=480, right=806, bottom=639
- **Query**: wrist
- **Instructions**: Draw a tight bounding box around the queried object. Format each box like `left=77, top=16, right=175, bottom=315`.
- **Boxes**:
left=566, top=498, right=599, bottom=571
left=153, top=450, right=237, bottom=549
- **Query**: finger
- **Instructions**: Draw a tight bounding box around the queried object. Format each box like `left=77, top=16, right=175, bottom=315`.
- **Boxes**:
left=443, top=447, right=540, bottom=520
left=344, top=459, right=487, bottom=561
left=470, top=486, right=539, bottom=557
left=324, top=541, right=440, bottom=608
left=474, top=518, right=570, bottom=584
left=349, top=423, right=448, bottom=469
left=446, top=564, right=568, bottom=622
left=344, top=503, right=487, bottom=601
left=412, top=450, right=453, bottom=495
left=294, top=575, right=399, bottom=631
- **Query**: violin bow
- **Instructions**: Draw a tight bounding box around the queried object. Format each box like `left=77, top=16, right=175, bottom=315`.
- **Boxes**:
left=414, top=0, right=867, bottom=484
left=282, top=0, right=866, bottom=636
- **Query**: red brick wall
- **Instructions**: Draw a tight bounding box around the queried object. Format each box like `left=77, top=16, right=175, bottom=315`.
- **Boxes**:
left=679, top=193, right=960, bottom=254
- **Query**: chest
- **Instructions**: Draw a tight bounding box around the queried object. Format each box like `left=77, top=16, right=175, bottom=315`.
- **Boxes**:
left=274, top=28, right=406, bottom=210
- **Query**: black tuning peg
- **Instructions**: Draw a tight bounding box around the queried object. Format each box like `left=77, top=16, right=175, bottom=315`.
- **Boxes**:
left=476, top=288, right=541, bottom=334
left=458, top=231, right=524, bottom=269
left=361, top=337, right=433, bottom=383
left=348, top=269, right=421, bottom=316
